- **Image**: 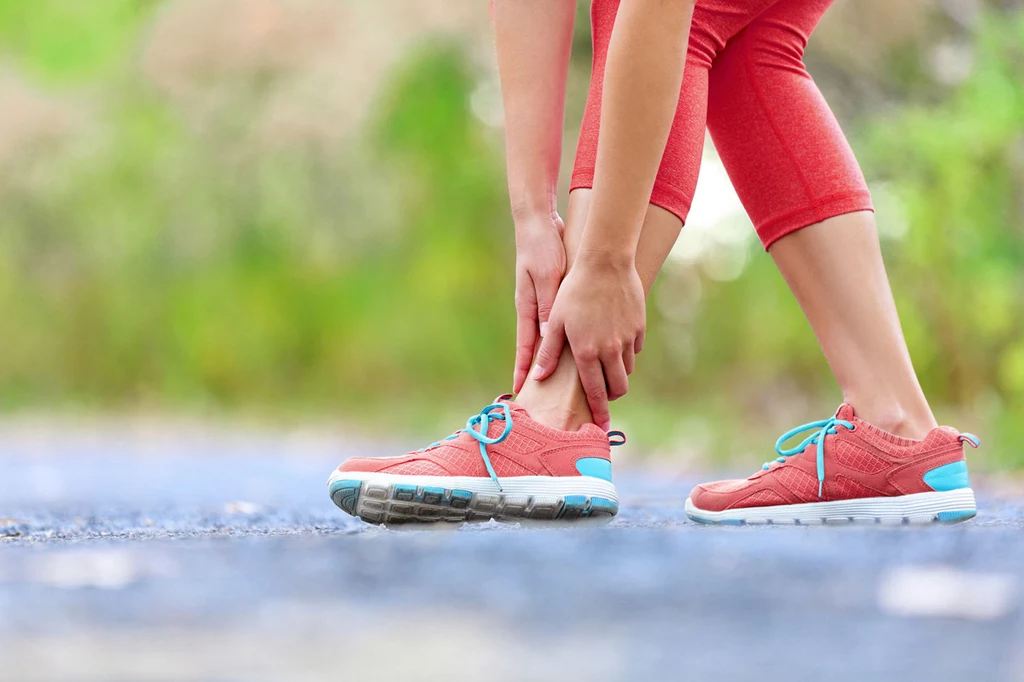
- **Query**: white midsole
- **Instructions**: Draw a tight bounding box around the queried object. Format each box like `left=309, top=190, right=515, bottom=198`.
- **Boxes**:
left=685, top=488, right=976, bottom=523
left=328, top=470, right=618, bottom=503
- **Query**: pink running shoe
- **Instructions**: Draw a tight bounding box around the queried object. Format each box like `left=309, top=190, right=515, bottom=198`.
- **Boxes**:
left=685, top=404, right=979, bottom=525
left=328, top=396, right=621, bottom=525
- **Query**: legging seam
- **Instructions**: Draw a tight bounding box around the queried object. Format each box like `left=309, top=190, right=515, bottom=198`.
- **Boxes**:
left=742, top=31, right=817, bottom=203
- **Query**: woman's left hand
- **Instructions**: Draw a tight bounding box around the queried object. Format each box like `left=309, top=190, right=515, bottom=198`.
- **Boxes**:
left=512, top=211, right=567, bottom=395
left=531, top=250, right=645, bottom=430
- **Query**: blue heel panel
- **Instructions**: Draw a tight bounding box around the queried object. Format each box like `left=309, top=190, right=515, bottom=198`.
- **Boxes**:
left=575, top=457, right=613, bottom=482
left=923, top=460, right=970, bottom=492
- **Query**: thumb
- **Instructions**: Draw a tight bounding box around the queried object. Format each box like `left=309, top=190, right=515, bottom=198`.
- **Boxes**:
left=531, top=319, right=566, bottom=382
left=533, top=273, right=560, bottom=338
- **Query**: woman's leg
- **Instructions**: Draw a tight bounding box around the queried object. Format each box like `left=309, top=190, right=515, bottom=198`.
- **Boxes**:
left=516, top=190, right=681, bottom=430
left=770, top=215, right=936, bottom=437
left=517, top=0, right=779, bottom=430
left=707, top=0, right=936, bottom=437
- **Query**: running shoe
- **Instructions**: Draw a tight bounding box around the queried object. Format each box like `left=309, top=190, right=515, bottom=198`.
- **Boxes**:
left=685, top=404, right=979, bottom=525
left=328, top=395, right=622, bottom=525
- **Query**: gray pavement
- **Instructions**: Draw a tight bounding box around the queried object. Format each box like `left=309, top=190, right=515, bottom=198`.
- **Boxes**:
left=1, top=425, right=1022, bottom=681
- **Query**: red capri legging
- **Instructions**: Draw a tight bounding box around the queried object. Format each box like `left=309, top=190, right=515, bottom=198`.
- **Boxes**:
left=571, top=0, right=874, bottom=249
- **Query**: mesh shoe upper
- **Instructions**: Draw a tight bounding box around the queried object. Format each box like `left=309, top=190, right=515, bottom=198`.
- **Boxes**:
left=336, top=401, right=613, bottom=479
left=689, top=404, right=972, bottom=513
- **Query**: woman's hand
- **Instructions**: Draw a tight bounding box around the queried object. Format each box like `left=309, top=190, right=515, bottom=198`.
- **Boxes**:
left=512, top=211, right=567, bottom=394
left=531, top=250, right=645, bottom=430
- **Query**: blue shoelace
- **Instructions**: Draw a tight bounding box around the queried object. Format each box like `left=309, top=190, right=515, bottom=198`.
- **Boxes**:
left=421, top=402, right=628, bottom=493
left=766, top=416, right=855, bottom=498
left=421, top=402, right=514, bottom=492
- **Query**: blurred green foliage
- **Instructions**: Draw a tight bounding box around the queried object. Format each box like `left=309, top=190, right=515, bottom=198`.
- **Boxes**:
left=864, top=13, right=1024, bottom=467
left=0, top=2, right=1021, bottom=468
left=0, top=40, right=512, bottom=420
left=0, top=0, right=156, bottom=82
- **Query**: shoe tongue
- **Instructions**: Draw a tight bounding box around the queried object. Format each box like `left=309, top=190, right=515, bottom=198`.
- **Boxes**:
left=834, top=403, right=855, bottom=421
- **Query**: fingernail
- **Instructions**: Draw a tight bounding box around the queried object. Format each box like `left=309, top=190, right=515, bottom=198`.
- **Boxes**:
left=532, top=364, right=543, bottom=379
left=539, top=322, right=548, bottom=337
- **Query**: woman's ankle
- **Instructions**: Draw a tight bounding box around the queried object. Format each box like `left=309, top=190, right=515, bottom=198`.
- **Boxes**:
left=843, top=393, right=937, bottom=440
left=515, top=399, right=593, bottom=431
left=515, top=376, right=594, bottom=431
left=514, top=345, right=596, bottom=431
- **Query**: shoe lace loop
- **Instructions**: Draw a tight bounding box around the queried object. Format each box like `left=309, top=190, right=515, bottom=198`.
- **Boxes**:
left=464, top=403, right=513, bottom=491
left=422, top=402, right=513, bottom=492
left=767, top=416, right=854, bottom=498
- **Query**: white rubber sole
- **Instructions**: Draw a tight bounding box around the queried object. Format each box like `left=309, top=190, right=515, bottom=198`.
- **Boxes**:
left=327, top=470, right=619, bottom=525
left=685, top=488, right=977, bottom=526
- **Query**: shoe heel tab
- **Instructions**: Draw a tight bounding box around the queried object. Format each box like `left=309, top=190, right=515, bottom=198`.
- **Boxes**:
left=958, top=433, right=980, bottom=449
left=608, top=430, right=627, bottom=447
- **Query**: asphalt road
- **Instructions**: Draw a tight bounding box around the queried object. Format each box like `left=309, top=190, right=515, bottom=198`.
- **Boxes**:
left=1, top=425, right=1022, bottom=681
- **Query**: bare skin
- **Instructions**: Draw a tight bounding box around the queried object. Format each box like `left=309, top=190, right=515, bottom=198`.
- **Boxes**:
left=516, top=189, right=682, bottom=431
left=769, top=212, right=938, bottom=438
left=531, top=0, right=696, bottom=429
left=495, top=1, right=936, bottom=440
left=492, top=0, right=575, bottom=395
left=493, top=0, right=696, bottom=427
left=518, top=202, right=938, bottom=440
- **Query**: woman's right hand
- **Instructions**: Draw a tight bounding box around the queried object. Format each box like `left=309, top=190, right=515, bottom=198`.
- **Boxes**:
left=512, top=210, right=567, bottom=394
left=531, top=249, right=645, bottom=430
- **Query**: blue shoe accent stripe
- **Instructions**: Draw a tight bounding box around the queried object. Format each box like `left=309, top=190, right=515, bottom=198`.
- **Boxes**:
left=923, top=460, right=970, bottom=492
left=558, top=495, right=590, bottom=520
left=449, top=489, right=472, bottom=509
left=588, top=497, right=619, bottom=516
left=575, top=457, right=613, bottom=482
left=421, top=486, right=446, bottom=505
left=937, top=509, right=976, bottom=523
left=329, top=479, right=362, bottom=515
left=687, top=514, right=743, bottom=526
left=393, top=484, right=418, bottom=502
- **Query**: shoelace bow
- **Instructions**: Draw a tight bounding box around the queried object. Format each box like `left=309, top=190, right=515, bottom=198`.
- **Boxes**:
left=422, top=403, right=627, bottom=492
left=419, top=402, right=513, bottom=491
left=766, top=416, right=855, bottom=498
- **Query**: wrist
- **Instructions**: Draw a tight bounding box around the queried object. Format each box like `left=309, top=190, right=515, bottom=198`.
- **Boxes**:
left=509, top=190, right=558, bottom=224
left=574, top=247, right=635, bottom=273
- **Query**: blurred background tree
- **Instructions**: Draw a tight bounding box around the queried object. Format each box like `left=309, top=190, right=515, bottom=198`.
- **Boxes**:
left=0, top=0, right=1021, bottom=470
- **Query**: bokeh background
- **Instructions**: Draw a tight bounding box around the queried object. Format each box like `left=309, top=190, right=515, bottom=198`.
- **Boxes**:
left=1, top=0, right=1022, bottom=471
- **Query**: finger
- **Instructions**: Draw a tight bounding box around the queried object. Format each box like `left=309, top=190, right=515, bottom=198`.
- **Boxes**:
left=514, top=312, right=537, bottom=394
left=532, top=272, right=560, bottom=338
left=532, top=320, right=566, bottom=382
left=622, top=345, right=635, bottom=376
left=577, top=353, right=611, bottom=430
left=634, top=329, right=646, bottom=355
left=603, top=352, right=629, bottom=402
left=513, top=275, right=539, bottom=393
